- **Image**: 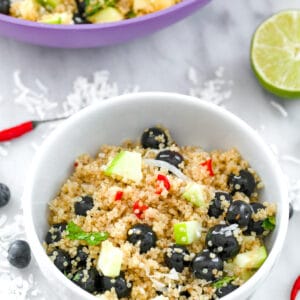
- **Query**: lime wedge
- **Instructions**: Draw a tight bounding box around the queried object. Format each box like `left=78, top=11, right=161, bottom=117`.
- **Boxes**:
left=251, top=10, right=300, bottom=98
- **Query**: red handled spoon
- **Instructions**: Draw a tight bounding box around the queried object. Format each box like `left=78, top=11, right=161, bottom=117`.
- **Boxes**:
left=0, top=117, right=67, bottom=142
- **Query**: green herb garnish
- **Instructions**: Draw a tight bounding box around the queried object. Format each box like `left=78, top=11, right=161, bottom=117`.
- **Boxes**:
left=126, top=10, right=137, bottom=19
left=73, top=272, right=81, bottom=282
left=212, top=276, right=235, bottom=289
left=66, top=221, right=109, bottom=246
left=262, top=216, right=276, bottom=231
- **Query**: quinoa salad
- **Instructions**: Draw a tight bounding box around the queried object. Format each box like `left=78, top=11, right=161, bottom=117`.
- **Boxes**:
left=0, top=0, right=181, bottom=24
left=44, top=126, right=276, bottom=300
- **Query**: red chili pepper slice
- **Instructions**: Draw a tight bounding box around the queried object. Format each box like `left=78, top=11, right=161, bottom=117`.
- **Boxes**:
left=155, top=174, right=171, bottom=194
left=133, top=200, right=148, bottom=219
left=291, top=275, right=300, bottom=300
left=114, top=190, right=123, bottom=201
left=74, top=161, right=79, bottom=168
left=201, top=159, right=214, bottom=176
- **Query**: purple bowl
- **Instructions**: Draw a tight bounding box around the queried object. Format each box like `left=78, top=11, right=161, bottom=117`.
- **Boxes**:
left=0, top=0, right=211, bottom=48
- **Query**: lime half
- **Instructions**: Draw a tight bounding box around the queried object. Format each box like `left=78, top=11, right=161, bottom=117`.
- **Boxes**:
left=251, top=10, right=300, bottom=98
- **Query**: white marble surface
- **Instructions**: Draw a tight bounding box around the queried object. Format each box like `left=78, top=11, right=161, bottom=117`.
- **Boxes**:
left=1, top=0, right=300, bottom=299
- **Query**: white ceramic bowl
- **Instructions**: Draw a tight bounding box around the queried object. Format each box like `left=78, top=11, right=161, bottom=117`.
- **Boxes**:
left=23, top=92, right=289, bottom=300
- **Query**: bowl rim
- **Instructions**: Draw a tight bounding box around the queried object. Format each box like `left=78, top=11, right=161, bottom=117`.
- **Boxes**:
left=23, top=92, right=289, bottom=300
left=0, top=0, right=210, bottom=30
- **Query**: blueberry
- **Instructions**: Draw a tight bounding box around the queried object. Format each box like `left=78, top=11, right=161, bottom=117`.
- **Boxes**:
left=49, top=249, right=71, bottom=273
left=74, top=195, right=94, bottom=216
left=289, top=202, right=294, bottom=219
left=208, top=192, right=232, bottom=218
left=45, top=223, right=67, bottom=244
left=141, top=127, right=168, bottom=149
left=244, top=203, right=266, bottom=236
left=226, top=200, right=253, bottom=228
left=75, top=0, right=86, bottom=14
left=99, top=273, right=131, bottom=298
left=72, top=267, right=100, bottom=293
left=164, top=245, right=190, bottom=272
left=205, top=225, right=240, bottom=260
left=191, top=249, right=223, bottom=281
left=215, top=283, right=239, bottom=298
left=7, top=240, right=31, bottom=268
left=0, top=0, right=10, bottom=15
left=73, top=13, right=90, bottom=24
left=0, top=183, right=10, bottom=207
left=156, top=150, right=184, bottom=169
left=127, top=224, right=157, bottom=254
left=74, top=245, right=89, bottom=267
left=228, top=170, right=256, bottom=197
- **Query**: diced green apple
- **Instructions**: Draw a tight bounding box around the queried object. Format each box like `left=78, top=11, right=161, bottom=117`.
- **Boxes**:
left=173, top=221, right=202, bottom=245
left=182, top=182, right=207, bottom=207
left=88, top=7, right=124, bottom=23
left=96, top=240, right=123, bottom=277
left=104, top=151, right=143, bottom=183
left=234, top=246, right=267, bottom=269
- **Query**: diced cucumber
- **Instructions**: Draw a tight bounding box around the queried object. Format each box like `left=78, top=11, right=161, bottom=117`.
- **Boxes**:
left=104, top=151, right=142, bottom=183
left=173, top=221, right=202, bottom=245
left=88, top=7, right=123, bottom=23
left=234, top=246, right=267, bottom=269
left=182, top=182, right=207, bottom=207
left=36, top=0, right=61, bottom=10
left=96, top=240, right=123, bottom=277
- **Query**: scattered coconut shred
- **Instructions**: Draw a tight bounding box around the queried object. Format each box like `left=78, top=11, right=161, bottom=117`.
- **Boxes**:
left=0, top=67, right=300, bottom=299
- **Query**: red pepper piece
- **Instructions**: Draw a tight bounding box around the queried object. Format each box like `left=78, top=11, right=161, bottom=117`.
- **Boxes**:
left=201, top=159, right=214, bottom=176
left=74, top=161, right=79, bottom=168
left=291, top=275, right=300, bottom=300
left=115, top=190, right=123, bottom=201
left=133, top=200, right=148, bottom=219
left=0, top=121, right=34, bottom=142
left=155, top=174, right=171, bottom=194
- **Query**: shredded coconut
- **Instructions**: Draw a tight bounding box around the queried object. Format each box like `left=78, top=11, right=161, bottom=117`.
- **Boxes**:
left=188, top=67, right=233, bottom=106
left=270, top=100, right=288, bottom=117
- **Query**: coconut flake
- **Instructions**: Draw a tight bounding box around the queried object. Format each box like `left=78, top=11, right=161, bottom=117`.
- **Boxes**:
left=270, top=100, right=288, bottom=117
left=188, top=67, right=233, bottom=106
left=143, top=159, right=190, bottom=181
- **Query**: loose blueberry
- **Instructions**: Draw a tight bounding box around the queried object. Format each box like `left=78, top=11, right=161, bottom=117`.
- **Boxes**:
left=215, top=283, right=239, bottom=298
left=7, top=240, right=31, bottom=268
left=164, top=245, right=190, bottom=272
left=228, top=170, right=256, bottom=197
left=156, top=150, right=184, bottom=169
left=72, top=267, right=100, bottom=293
left=49, top=249, right=71, bottom=273
left=74, top=245, right=89, bottom=267
left=244, top=203, right=266, bottom=236
left=226, top=200, right=253, bottom=228
left=45, top=223, right=67, bottom=244
left=191, top=249, right=223, bottom=281
left=205, top=225, right=240, bottom=260
left=141, top=127, right=168, bottom=149
left=127, top=224, right=157, bottom=254
left=0, top=0, right=10, bottom=15
left=99, top=273, right=131, bottom=298
left=74, top=195, right=94, bottom=216
left=0, top=183, right=10, bottom=207
left=208, top=192, right=232, bottom=218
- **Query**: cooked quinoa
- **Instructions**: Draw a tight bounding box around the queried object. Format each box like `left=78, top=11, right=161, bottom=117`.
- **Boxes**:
left=3, top=0, right=181, bottom=24
left=44, top=127, right=276, bottom=300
